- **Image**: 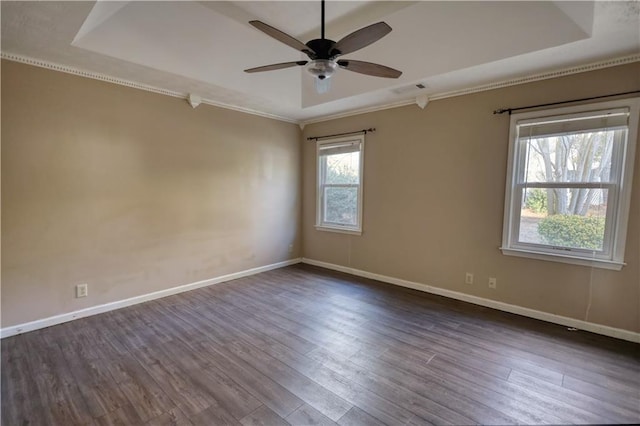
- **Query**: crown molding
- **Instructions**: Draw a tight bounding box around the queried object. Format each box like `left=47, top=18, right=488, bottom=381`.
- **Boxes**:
left=201, top=99, right=297, bottom=124
left=3, top=51, right=638, bottom=127
left=0, top=52, right=298, bottom=124
left=300, top=54, right=640, bottom=126
left=428, top=54, right=640, bottom=101
left=304, top=98, right=418, bottom=126
left=1, top=52, right=185, bottom=97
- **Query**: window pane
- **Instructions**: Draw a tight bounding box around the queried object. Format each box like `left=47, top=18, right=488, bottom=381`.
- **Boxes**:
left=324, top=187, right=358, bottom=226
left=324, top=152, right=360, bottom=185
left=522, top=130, right=619, bottom=183
left=518, top=187, right=608, bottom=251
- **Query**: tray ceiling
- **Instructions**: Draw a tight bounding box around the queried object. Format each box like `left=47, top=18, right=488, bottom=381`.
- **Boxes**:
left=2, top=1, right=639, bottom=122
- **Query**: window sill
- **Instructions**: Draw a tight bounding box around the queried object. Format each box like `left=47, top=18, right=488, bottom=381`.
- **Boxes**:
left=315, top=225, right=362, bottom=236
left=500, top=247, right=625, bottom=271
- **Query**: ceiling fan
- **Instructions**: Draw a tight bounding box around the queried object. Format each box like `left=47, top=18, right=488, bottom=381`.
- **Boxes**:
left=244, top=0, right=402, bottom=93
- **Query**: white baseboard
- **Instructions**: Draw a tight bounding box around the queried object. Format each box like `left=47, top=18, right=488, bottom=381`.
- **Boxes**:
left=301, top=258, right=640, bottom=343
left=0, top=258, right=302, bottom=339
left=5, top=256, right=637, bottom=343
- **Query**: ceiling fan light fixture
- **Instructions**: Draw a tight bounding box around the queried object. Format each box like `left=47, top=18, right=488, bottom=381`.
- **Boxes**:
left=306, top=59, right=337, bottom=81
left=307, top=59, right=337, bottom=93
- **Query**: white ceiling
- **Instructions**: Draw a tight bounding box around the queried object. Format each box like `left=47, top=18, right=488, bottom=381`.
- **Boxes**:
left=2, top=1, right=639, bottom=123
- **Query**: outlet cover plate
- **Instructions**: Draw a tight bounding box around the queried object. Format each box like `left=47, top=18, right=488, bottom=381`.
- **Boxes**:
left=76, top=284, right=88, bottom=298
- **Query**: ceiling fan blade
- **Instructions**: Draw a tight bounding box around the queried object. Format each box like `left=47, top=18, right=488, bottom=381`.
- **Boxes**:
left=249, top=21, right=315, bottom=56
left=244, top=61, right=308, bottom=73
left=337, top=60, right=402, bottom=78
left=331, top=22, right=392, bottom=56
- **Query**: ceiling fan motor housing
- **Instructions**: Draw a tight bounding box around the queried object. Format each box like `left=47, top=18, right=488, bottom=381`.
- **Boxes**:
left=305, top=38, right=340, bottom=60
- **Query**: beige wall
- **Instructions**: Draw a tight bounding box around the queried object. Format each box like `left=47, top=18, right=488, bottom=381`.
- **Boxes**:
left=1, top=60, right=302, bottom=327
left=2, top=59, right=639, bottom=335
left=302, top=63, right=640, bottom=333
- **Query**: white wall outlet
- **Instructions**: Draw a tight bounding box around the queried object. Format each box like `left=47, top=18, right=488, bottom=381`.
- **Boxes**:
left=288, top=244, right=293, bottom=253
left=465, top=273, right=474, bottom=284
left=76, top=283, right=88, bottom=298
left=488, top=277, right=497, bottom=289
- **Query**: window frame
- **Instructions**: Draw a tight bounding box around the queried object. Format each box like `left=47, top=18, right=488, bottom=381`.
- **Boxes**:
left=315, top=134, right=365, bottom=235
left=501, top=97, right=640, bottom=270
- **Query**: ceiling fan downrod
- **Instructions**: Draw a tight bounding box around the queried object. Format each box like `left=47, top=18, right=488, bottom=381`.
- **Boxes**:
left=321, top=0, right=325, bottom=40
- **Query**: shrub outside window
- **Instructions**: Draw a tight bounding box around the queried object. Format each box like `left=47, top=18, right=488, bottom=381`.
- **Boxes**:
left=501, top=98, right=639, bottom=270
left=316, top=135, right=364, bottom=234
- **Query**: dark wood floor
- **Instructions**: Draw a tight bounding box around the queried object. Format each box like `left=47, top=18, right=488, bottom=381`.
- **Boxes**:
left=2, top=264, right=639, bottom=425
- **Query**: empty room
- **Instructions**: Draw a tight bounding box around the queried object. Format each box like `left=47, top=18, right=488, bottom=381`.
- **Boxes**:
left=1, top=1, right=639, bottom=425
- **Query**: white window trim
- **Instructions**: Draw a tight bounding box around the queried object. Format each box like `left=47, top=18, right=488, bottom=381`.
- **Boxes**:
left=500, top=97, right=640, bottom=270
left=315, top=134, right=365, bottom=235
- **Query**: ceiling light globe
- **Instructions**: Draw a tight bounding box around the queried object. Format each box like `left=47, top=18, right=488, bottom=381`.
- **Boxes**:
left=306, top=59, right=337, bottom=80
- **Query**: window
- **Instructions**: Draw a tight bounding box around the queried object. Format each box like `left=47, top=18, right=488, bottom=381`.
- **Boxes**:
left=316, top=135, right=364, bottom=234
left=501, top=98, right=639, bottom=270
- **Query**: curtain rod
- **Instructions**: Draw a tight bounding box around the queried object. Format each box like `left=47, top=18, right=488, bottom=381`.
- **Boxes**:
left=306, top=128, right=376, bottom=141
left=493, top=90, right=640, bottom=115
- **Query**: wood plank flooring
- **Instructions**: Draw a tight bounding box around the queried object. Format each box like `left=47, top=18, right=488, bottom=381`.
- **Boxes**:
left=2, top=264, right=639, bottom=425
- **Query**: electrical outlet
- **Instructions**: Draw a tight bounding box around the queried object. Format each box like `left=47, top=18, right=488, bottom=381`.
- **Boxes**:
left=288, top=244, right=293, bottom=253
left=465, top=273, right=473, bottom=284
left=488, top=277, right=497, bottom=289
left=76, top=283, right=88, bottom=298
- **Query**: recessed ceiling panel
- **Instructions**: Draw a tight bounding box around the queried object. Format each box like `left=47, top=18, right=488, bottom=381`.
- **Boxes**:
left=301, top=1, right=593, bottom=107
left=73, top=1, right=303, bottom=107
